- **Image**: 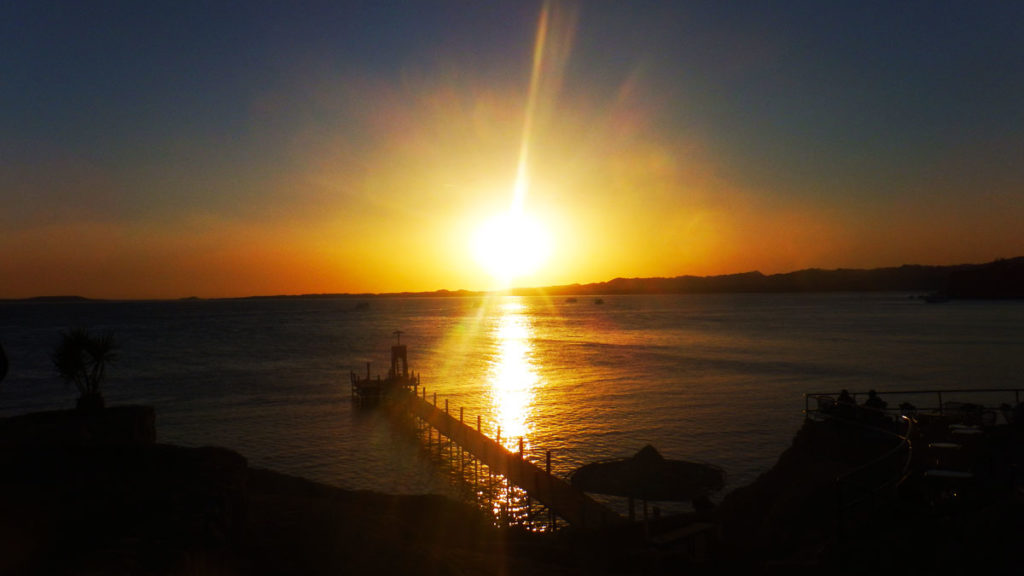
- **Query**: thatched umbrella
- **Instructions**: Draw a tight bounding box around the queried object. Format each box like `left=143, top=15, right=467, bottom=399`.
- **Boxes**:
left=570, top=445, right=725, bottom=520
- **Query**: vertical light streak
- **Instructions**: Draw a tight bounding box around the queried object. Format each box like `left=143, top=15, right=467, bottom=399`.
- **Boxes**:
left=513, top=1, right=576, bottom=211
left=512, top=2, right=552, bottom=214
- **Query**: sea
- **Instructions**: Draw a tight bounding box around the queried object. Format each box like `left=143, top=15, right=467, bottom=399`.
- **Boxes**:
left=2, top=293, right=1022, bottom=507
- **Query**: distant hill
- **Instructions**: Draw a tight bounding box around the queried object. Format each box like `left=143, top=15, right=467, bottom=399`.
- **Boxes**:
left=945, top=257, right=1024, bottom=299
left=2, top=295, right=96, bottom=303
left=7, top=258, right=1022, bottom=301
left=516, top=257, right=1024, bottom=299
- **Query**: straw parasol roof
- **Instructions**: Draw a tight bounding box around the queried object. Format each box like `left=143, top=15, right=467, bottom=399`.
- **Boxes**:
left=570, top=445, right=725, bottom=502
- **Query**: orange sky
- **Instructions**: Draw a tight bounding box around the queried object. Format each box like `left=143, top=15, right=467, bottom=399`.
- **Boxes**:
left=2, top=3, right=1022, bottom=299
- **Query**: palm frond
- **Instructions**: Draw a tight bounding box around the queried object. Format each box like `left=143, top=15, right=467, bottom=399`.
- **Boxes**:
left=52, top=328, right=119, bottom=398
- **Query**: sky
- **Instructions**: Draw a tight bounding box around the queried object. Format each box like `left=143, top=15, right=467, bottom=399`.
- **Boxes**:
left=2, top=1, right=1022, bottom=299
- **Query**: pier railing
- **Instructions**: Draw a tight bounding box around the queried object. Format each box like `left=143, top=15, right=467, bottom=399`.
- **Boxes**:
left=396, top=386, right=625, bottom=531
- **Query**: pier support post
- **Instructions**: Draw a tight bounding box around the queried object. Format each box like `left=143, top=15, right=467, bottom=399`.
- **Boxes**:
left=546, top=451, right=555, bottom=531
left=505, top=478, right=512, bottom=526
left=400, top=393, right=622, bottom=533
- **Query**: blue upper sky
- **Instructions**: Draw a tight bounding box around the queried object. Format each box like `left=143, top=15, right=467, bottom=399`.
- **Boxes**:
left=2, top=1, right=1022, bottom=298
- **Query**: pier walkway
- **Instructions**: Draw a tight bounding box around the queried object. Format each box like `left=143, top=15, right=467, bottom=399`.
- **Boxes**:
left=397, top=387, right=625, bottom=530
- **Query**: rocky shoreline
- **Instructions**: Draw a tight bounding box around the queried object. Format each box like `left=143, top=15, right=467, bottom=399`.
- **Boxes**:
left=2, top=405, right=1021, bottom=574
left=0, top=406, right=569, bottom=575
left=715, top=413, right=1024, bottom=573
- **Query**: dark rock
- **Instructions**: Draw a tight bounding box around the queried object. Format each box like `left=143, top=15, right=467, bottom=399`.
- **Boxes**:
left=0, top=405, right=156, bottom=446
left=0, top=407, right=561, bottom=575
left=714, top=416, right=1024, bottom=572
left=0, top=443, right=248, bottom=574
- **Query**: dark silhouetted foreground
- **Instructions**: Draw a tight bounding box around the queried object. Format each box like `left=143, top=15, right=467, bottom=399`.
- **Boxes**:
left=2, top=404, right=1021, bottom=574
left=0, top=407, right=565, bottom=575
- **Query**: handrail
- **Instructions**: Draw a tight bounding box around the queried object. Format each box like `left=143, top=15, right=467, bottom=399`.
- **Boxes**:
left=805, top=388, right=1024, bottom=417
left=397, top=386, right=626, bottom=530
left=834, top=415, right=914, bottom=510
left=806, top=387, right=1024, bottom=397
left=806, top=407, right=915, bottom=540
left=806, top=388, right=1022, bottom=539
left=805, top=387, right=1024, bottom=532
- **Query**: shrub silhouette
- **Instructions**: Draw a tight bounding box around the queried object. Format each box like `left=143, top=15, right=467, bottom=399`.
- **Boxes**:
left=52, top=328, right=118, bottom=409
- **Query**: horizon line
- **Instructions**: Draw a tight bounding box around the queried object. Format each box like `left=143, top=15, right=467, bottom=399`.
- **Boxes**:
left=4, top=257, right=1019, bottom=302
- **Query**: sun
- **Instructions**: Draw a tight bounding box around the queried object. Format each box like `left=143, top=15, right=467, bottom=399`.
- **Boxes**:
left=472, top=210, right=552, bottom=285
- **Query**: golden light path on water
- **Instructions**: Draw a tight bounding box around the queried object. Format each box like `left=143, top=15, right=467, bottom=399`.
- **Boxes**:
left=486, top=298, right=539, bottom=454
left=478, top=297, right=548, bottom=526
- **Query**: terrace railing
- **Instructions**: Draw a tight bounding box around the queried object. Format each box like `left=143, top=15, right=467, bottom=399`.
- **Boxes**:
left=805, top=388, right=1024, bottom=423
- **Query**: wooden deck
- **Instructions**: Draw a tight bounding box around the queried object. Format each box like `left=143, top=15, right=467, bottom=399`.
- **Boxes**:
left=397, top=389, right=625, bottom=530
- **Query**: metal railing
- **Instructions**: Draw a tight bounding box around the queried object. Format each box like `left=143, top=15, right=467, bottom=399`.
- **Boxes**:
left=805, top=387, right=1023, bottom=540
left=805, top=388, right=1024, bottom=421
left=804, top=404, right=914, bottom=540
left=835, top=415, right=914, bottom=507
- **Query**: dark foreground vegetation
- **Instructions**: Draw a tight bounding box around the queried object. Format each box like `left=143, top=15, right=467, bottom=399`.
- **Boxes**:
left=1, top=403, right=1021, bottom=574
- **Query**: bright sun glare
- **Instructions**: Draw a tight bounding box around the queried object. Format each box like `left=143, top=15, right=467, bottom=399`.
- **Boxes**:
left=469, top=3, right=565, bottom=288
left=472, top=211, right=551, bottom=284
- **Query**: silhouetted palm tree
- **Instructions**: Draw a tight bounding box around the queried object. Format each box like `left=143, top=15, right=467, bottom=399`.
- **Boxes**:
left=52, top=328, right=118, bottom=409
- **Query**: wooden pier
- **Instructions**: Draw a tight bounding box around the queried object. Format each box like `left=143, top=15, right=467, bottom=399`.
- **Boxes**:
left=350, top=332, right=418, bottom=405
left=397, top=387, right=625, bottom=530
left=354, top=335, right=624, bottom=530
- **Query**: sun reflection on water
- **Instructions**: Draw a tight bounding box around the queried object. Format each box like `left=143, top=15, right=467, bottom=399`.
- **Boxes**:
left=486, top=298, right=539, bottom=454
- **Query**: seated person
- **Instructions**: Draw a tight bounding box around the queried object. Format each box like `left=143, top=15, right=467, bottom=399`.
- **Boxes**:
left=863, top=389, right=888, bottom=420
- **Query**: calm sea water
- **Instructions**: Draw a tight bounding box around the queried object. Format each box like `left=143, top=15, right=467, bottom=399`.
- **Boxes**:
left=2, top=293, right=1022, bottom=502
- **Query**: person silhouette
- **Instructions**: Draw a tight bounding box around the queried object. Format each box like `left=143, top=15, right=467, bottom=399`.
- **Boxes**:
left=837, top=389, right=855, bottom=418
left=864, top=389, right=887, bottom=412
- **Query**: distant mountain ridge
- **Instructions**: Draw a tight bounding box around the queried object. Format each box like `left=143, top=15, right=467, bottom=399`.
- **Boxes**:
left=520, top=257, right=1024, bottom=299
left=6, top=258, right=1022, bottom=301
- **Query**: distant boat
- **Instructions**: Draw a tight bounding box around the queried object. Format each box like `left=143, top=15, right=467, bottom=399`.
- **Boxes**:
left=594, top=298, right=604, bottom=305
